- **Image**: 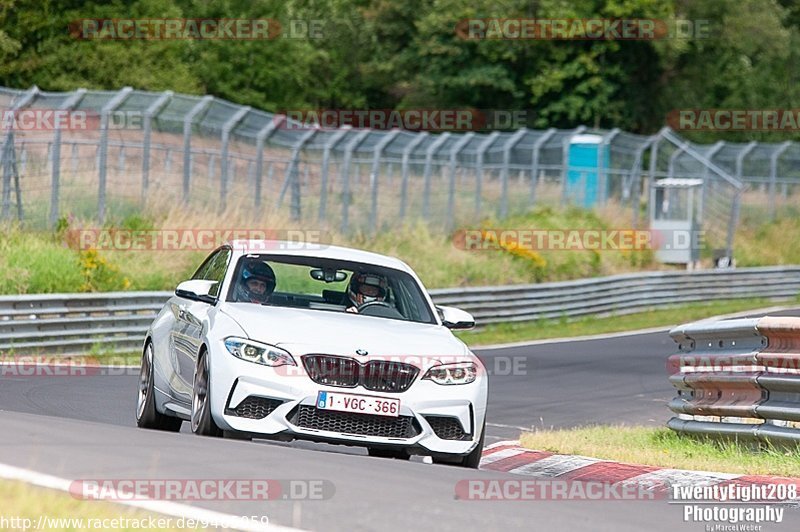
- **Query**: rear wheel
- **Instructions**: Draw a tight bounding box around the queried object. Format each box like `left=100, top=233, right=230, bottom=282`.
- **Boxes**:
left=136, top=342, right=182, bottom=432
left=191, top=350, right=222, bottom=437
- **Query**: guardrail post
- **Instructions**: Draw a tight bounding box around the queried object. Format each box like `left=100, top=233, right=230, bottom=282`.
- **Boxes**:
left=277, top=129, right=317, bottom=221
left=2, top=86, right=38, bottom=221
left=447, top=132, right=474, bottom=228
left=97, top=87, right=132, bottom=224
left=48, top=89, right=85, bottom=227
left=399, top=132, right=428, bottom=220
left=181, top=95, right=213, bottom=206
left=421, top=133, right=451, bottom=220
left=254, top=116, right=281, bottom=208
left=530, top=128, right=555, bottom=206
left=475, top=132, right=500, bottom=217
left=560, top=126, right=586, bottom=205
left=500, top=129, right=527, bottom=218
left=318, top=128, right=350, bottom=221
left=141, top=91, right=172, bottom=207
left=339, top=130, right=370, bottom=232
left=219, top=105, right=251, bottom=212
left=369, top=130, right=400, bottom=230
left=768, top=141, right=791, bottom=221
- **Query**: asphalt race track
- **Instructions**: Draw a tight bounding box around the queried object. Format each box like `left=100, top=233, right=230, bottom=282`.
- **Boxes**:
left=2, top=310, right=800, bottom=530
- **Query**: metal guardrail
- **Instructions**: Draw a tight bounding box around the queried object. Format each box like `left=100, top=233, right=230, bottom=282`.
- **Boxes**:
left=668, top=315, right=800, bottom=444
left=0, top=266, right=797, bottom=355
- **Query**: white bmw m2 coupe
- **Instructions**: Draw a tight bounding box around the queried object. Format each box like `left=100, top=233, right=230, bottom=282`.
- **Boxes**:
left=136, top=240, right=488, bottom=467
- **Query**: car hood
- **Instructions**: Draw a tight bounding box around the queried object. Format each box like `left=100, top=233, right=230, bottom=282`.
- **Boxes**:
left=220, top=303, right=469, bottom=360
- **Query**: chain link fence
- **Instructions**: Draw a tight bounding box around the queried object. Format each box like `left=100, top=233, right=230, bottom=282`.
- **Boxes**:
left=1, top=86, right=798, bottom=254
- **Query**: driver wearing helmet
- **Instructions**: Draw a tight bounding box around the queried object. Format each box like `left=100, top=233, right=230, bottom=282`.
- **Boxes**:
left=346, top=272, right=389, bottom=313
left=234, top=260, right=276, bottom=304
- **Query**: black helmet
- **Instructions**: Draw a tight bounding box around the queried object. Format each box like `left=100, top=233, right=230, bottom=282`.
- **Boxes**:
left=347, top=272, right=388, bottom=307
left=235, top=261, right=276, bottom=303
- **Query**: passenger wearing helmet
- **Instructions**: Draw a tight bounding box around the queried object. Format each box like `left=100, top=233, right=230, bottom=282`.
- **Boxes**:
left=234, top=261, right=276, bottom=304
left=346, top=272, right=389, bottom=313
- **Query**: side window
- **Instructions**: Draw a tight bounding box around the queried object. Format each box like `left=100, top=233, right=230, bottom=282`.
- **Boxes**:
left=191, top=248, right=231, bottom=297
left=191, top=251, right=218, bottom=281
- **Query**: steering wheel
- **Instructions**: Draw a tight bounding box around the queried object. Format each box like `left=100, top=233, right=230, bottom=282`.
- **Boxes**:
left=357, top=300, right=392, bottom=312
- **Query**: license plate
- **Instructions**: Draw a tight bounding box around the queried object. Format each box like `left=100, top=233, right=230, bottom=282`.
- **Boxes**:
left=316, top=391, right=400, bottom=417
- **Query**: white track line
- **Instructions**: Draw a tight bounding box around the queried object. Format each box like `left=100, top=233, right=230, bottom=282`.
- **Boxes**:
left=0, top=462, right=303, bottom=532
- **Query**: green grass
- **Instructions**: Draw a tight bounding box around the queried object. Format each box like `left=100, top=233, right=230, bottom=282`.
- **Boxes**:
left=455, top=297, right=795, bottom=346
left=520, top=426, right=800, bottom=477
left=0, top=479, right=197, bottom=530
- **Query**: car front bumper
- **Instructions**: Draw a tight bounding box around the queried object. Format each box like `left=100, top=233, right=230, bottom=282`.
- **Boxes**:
left=209, top=346, right=487, bottom=456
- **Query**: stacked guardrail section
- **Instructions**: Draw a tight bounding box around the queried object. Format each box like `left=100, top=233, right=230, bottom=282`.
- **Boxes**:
left=668, top=316, right=800, bottom=443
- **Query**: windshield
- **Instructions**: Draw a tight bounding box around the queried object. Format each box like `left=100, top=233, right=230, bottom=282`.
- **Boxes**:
left=225, top=254, right=436, bottom=325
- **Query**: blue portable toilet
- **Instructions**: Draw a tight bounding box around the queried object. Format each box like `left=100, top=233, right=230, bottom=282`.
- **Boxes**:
left=566, top=134, right=609, bottom=208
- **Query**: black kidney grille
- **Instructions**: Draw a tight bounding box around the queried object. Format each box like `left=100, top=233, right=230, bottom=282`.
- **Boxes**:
left=302, top=355, right=360, bottom=387
left=424, top=415, right=471, bottom=440
left=225, top=396, right=284, bottom=419
left=303, top=355, right=419, bottom=393
left=291, top=405, right=420, bottom=438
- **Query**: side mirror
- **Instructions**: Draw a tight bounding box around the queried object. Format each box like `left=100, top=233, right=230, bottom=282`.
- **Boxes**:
left=437, top=305, right=475, bottom=330
left=175, top=279, right=218, bottom=305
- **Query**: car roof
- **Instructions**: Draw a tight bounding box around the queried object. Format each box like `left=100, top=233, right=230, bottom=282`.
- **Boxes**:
left=226, top=240, right=413, bottom=273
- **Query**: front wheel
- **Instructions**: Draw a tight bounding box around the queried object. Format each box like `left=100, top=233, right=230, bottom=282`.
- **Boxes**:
left=191, top=350, right=222, bottom=437
left=136, top=342, right=182, bottom=432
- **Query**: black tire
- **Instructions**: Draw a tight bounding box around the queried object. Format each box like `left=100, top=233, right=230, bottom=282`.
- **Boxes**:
left=368, top=447, right=410, bottom=460
left=136, top=342, right=183, bottom=432
left=433, top=421, right=485, bottom=469
left=191, top=349, right=223, bottom=437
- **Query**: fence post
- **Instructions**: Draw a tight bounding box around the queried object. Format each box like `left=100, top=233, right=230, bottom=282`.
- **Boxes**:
left=627, top=134, right=657, bottom=229
left=219, top=106, right=250, bottom=212
left=97, top=87, right=132, bottom=223
left=421, top=133, right=451, bottom=220
left=399, top=132, right=428, bottom=220
left=277, top=129, right=317, bottom=221
left=369, top=130, right=400, bottom=230
left=598, top=128, right=620, bottom=205
left=318, top=128, right=350, bottom=221
left=768, top=141, right=791, bottom=221
left=560, top=126, right=586, bottom=205
left=49, top=88, right=85, bottom=227
left=339, top=130, right=370, bottom=233
left=254, top=116, right=281, bottom=208
left=2, top=86, right=38, bottom=221
left=530, top=128, right=555, bottom=206
left=500, top=129, right=527, bottom=218
left=475, top=132, right=500, bottom=217
left=181, top=95, right=213, bottom=206
left=447, top=132, right=474, bottom=228
left=141, top=90, right=172, bottom=207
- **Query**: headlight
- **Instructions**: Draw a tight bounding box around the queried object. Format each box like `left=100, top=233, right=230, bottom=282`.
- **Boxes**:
left=422, top=362, right=478, bottom=385
left=224, top=337, right=296, bottom=367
